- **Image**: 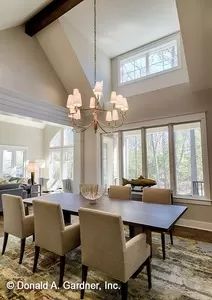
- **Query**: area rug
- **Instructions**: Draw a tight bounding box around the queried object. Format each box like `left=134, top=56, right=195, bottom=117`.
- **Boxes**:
left=0, top=233, right=211, bottom=300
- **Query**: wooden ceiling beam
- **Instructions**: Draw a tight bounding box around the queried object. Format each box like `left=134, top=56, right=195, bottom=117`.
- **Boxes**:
left=25, top=0, right=84, bottom=36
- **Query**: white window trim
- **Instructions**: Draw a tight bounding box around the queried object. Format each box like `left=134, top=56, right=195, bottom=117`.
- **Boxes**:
left=0, top=145, right=27, bottom=177
left=100, top=113, right=211, bottom=204
left=49, top=128, right=74, bottom=180
left=118, top=32, right=182, bottom=86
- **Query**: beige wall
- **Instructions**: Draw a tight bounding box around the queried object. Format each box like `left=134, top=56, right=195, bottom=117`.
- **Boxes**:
left=0, top=121, right=43, bottom=160
left=60, top=18, right=111, bottom=100
left=36, top=21, right=93, bottom=106
left=176, top=0, right=212, bottom=91
left=0, top=26, right=67, bottom=106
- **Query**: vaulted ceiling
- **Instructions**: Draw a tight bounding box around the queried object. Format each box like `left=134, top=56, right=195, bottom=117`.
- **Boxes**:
left=0, top=0, right=51, bottom=31
left=61, top=0, right=180, bottom=58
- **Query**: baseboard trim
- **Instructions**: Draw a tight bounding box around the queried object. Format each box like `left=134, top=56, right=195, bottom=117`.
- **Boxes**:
left=176, top=218, right=212, bottom=231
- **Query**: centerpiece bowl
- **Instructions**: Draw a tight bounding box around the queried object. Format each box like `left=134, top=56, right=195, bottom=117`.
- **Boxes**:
left=80, top=184, right=105, bottom=204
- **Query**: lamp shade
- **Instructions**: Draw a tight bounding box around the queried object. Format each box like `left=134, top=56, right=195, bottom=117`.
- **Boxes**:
left=121, top=97, right=129, bottom=111
left=74, top=92, right=82, bottom=107
left=66, top=94, right=74, bottom=108
left=115, top=95, right=124, bottom=109
left=106, top=111, right=112, bottom=122
left=73, top=109, right=81, bottom=120
left=112, top=109, right=119, bottom=121
left=90, top=97, right=96, bottom=108
left=93, top=81, right=103, bottom=99
left=110, top=91, right=117, bottom=104
left=26, top=161, right=38, bottom=172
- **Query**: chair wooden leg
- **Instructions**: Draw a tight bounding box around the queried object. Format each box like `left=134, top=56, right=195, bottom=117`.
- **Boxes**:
left=161, top=232, right=166, bottom=260
left=146, top=257, right=152, bottom=289
left=33, top=246, right=40, bottom=273
left=170, top=231, right=173, bottom=245
left=2, top=232, right=8, bottom=255
left=59, top=255, right=66, bottom=288
left=19, top=238, right=26, bottom=264
left=121, top=282, right=128, bottom=300
left=63, top=211, right=71, bottom=225
left=129, top=225, right=135, bottom=238
left=80, top=264, right=88, bottom=299
left=32, top=233, right=35, bottom=242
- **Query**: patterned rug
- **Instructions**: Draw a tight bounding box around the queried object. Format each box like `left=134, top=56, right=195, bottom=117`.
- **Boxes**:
left=0, top=233, right=211, bottom=300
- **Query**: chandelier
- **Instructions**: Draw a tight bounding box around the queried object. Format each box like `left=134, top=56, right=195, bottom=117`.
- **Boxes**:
left=66, top=0, right=128, bottom=133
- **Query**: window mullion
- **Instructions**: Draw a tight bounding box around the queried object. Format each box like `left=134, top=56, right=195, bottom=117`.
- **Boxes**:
left=12, top=150, right=16, bottom=172
left=200, top=118, right=210, bottom=199
left=146, top=53, right=149, bottom=76
left=168, top=124, right=176, bottom=196
left=119, top=131, right=123, bottom=185
left=141, top=128, right=147, bottom=177
left=0, top=150, right=2, bottom=177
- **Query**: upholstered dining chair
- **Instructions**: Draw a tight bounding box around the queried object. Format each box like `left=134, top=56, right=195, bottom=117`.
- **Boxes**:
left=142, top=188, right=173, bottom=260
left=62, top=179, right=72, bottom=193
left=79, top=208, right=151, bottom=300
left=1, top=194, right=34, bottom=264
left=32, top=200, right=80, bottom=287
left=108, top=185, right=131, bottom=200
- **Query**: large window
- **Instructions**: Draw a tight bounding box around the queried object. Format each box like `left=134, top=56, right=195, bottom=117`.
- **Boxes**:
left=146, top=127, right=170, bottom=188
left=0, top=146, right=26, bottom=177
left=119, top=38, right=179, bottom=85
left=174, top=123, right=204, bottom=197
left=101, top=115, right=209, bottom=200
left=49, top=128, right=74, bottom=186
left=102, top=133, right=119, bottom=187
left=123, top=130, right=142, bottom=179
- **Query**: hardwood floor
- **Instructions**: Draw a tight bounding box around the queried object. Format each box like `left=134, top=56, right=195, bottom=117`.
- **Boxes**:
left=0, top=214, right=211, bottom=242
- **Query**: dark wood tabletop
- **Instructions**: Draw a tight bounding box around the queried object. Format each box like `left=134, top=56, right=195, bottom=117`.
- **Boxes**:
left=24, top=192, right=187, bottom=231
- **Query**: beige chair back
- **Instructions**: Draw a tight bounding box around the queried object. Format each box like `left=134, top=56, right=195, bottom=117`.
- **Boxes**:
left=2, top=194, right=25, bottom=238
left=33, top=200, right=65, bottom=255
left=79, top=208, right=126, bottom=280
left=142, top=188, right=173, bottom=204
left=109, top=185, right=131, bottom=200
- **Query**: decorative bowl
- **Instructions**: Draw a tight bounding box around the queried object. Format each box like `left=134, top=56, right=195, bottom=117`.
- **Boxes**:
left=80, top=184, right=105, bottom=204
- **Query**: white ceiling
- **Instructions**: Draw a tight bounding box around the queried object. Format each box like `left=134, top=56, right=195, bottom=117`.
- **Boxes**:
left=0, top=0, right=51, bottom=31
left=61, top=0, right=180, bottom=58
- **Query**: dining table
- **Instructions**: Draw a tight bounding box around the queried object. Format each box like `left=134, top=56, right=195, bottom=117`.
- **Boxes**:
left=23, top=192, right=188, bottom=255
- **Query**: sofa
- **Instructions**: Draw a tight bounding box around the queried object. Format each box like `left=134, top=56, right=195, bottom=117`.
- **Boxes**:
left=0, top=183, right=27, bottom=213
